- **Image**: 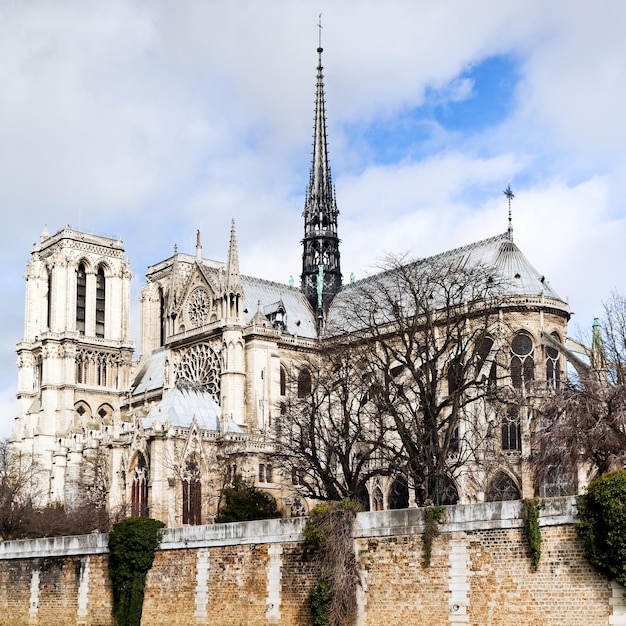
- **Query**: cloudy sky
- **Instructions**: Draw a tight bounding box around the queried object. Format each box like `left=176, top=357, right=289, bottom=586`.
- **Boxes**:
left=1, top=0, right=625, bottom=438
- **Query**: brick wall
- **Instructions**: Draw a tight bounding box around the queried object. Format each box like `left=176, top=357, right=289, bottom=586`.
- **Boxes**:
left=0, top=497, right=624, bottom=625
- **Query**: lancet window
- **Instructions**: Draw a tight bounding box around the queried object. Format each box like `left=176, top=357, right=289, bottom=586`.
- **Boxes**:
left=76, top=263, right=86, bottom=335
left=511, top=332, right=534, bottom=391
left=95, top=266, right=106, bottom=338
left=131, top=453, right=149, bottom=517
left=486, top=472, right=521, bottom=501
left=545, top=335, right=561, bottom=388
left=501, top=407, right=521, bottom=451
left=182, top=458, right=201, bottom=525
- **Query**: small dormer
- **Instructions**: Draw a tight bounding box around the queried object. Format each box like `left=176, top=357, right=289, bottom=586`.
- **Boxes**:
left=264, top=300, right=287, bottom=331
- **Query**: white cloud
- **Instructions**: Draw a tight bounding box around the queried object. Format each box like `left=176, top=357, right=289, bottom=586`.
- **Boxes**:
left=1, top=0, right=626, bottom=432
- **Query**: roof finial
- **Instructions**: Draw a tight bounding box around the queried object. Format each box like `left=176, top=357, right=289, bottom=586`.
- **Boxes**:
left=196, top=229, right=202, bottom=261
left=318, top=13, right=323, bottom=51
left=504, top=184, right=515, bottom=241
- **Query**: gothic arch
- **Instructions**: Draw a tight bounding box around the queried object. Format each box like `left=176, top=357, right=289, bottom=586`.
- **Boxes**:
left=486, top=470, right=521, bottom=502
left=74, top=401, right=92, bottom=421
left=96, top=403, right=114, bottom=420
left=510, top=331, right=535, bottom=391
left=129, top=452, right=149, bottom=517
left=389, top=476, right=409, bottom=510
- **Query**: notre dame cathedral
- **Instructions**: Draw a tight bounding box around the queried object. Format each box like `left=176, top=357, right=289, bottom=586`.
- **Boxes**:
left=11, top=46, right=580, bottom=527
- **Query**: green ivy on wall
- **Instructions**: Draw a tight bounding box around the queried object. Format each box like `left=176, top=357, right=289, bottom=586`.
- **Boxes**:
left=108, top=517, right=165, bottom=626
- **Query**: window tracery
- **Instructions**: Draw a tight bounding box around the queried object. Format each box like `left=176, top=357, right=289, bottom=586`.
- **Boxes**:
left=511, top=332, right=534, bottom=391
left=486, top=472, right=521, bottom=501
left=186, top=287, right=212, bottom=327
left=175, top=343, right=221, bottom=401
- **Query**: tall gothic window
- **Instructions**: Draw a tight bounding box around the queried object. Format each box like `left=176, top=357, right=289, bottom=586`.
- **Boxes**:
left=501, top=407, right=521, bottom=451
left=297, top=368, right=312, bottom=398
left=280, top=366, right=287, bottom=396
left=511, top=332, right=534, bottom=391
left=546, top=336, right=561, bottom=389
left=76, top=263, right=86, bottom=335
left=476, top=335, right=497, bottom=389
left=46, top=270, right=53, bottom=330
left=182, top=458, right=201, bottom=525
left=159, top=288, right=166, bottom=347
left=131, top=454, right=149, bottom=517
left=447, top=357, right=463, bottom=395
left=96, top=267, right=106, bottom=338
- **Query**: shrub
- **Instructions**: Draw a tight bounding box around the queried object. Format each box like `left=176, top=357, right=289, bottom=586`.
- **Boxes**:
left=577, top=469, right=626, bottom=591
left=215, top=477, right=281, bottom=523
left=108, top=517, right=165, bottom=626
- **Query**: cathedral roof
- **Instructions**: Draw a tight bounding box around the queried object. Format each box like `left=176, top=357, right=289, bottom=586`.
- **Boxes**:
left=326, top=231, right=567, bottom=332
left=130, top=348, right=165, bottom=396
left=144, top=385, right=221, bottom=430
left=241, top=276, right=317, bottom=338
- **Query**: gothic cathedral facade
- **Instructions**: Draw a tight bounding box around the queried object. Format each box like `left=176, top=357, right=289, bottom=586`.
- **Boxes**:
left=12, top=47, right=574, bottom=526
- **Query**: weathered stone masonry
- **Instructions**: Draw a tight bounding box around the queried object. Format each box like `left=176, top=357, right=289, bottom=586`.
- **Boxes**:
left=0, top=498, right=625, bottom=625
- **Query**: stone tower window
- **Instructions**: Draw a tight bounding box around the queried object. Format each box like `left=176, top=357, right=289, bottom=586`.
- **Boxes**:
left=76, top=263, right=86, bottom=335
left=96, top=267, right=106, bottom=338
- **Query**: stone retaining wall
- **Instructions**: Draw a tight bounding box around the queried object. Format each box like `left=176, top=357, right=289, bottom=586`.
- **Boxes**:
left=0, top=497, right=624, bottom=625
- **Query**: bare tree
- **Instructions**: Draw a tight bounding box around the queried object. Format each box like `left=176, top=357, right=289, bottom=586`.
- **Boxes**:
left=535, top=374, right=626, bottom=485
left=534, top=294, right=626, bottom=488
left=328, top=254, right=509, bottom=505
left=602, top=292, right=626, bottom=384
left=273, top=341, right=399, bottom=503
left=0, top=439, right=42, bottom=540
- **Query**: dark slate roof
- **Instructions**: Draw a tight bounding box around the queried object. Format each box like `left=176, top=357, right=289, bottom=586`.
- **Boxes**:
left=326, top=232, right=566, bottom=331
left=241, top=276, right=317, bottom=339
left=130, top=348, right=165, bottom=397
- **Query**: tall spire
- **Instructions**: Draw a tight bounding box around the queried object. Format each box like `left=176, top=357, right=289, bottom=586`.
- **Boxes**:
left=504, top=185, right=515, bottom=241
left=301, top=32, right=342, bottom=323
left=223, top=219, right=243, bottom=322
left=226, top=219, right=242, bottom=292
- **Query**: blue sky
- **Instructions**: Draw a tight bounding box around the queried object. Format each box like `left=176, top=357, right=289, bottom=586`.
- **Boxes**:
left=1, top=0, right=625, bottom=437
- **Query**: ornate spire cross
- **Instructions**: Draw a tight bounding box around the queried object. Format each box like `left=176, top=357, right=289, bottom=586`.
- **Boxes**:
left=504, top=184, right=515, bottom=241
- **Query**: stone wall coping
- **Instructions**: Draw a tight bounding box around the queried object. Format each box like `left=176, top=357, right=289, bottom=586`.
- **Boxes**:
left=0, top=496, right=578, bottom=559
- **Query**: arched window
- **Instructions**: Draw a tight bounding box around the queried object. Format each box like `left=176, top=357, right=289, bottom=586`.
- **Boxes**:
left=76, top=263, right=86, bottom=335
left=297, top=368, right=311, bottom=398
left=182, top=458, right=201, bottom=525
left=486, top=472, right=521, bottom=501
left=356, top=483, right=370, bottom=511
left=476, top=335, right=497, bottom=388
left=501, top=407, right=521, bottom=451
left=389, top=477, right=409, bottom=510
left=373, top=486, right=384, bottom=511
left=447, top=357, right=463, bottom=395
left=546, top=336, right=561, bottom=389
left=96, top=267, right=106, bottom=338
left=131, top=453, right=149, bottom=517
left=437, top=476, right=459, bottom=506
left=511, top=333, right=534, bottom=391
left=280, top=366, right=287, bottom=396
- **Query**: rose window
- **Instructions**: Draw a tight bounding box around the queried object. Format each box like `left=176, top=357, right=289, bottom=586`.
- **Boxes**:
left=175, top=343, right=220, bottom=401
left=187, top=288, right=211, bottom=326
